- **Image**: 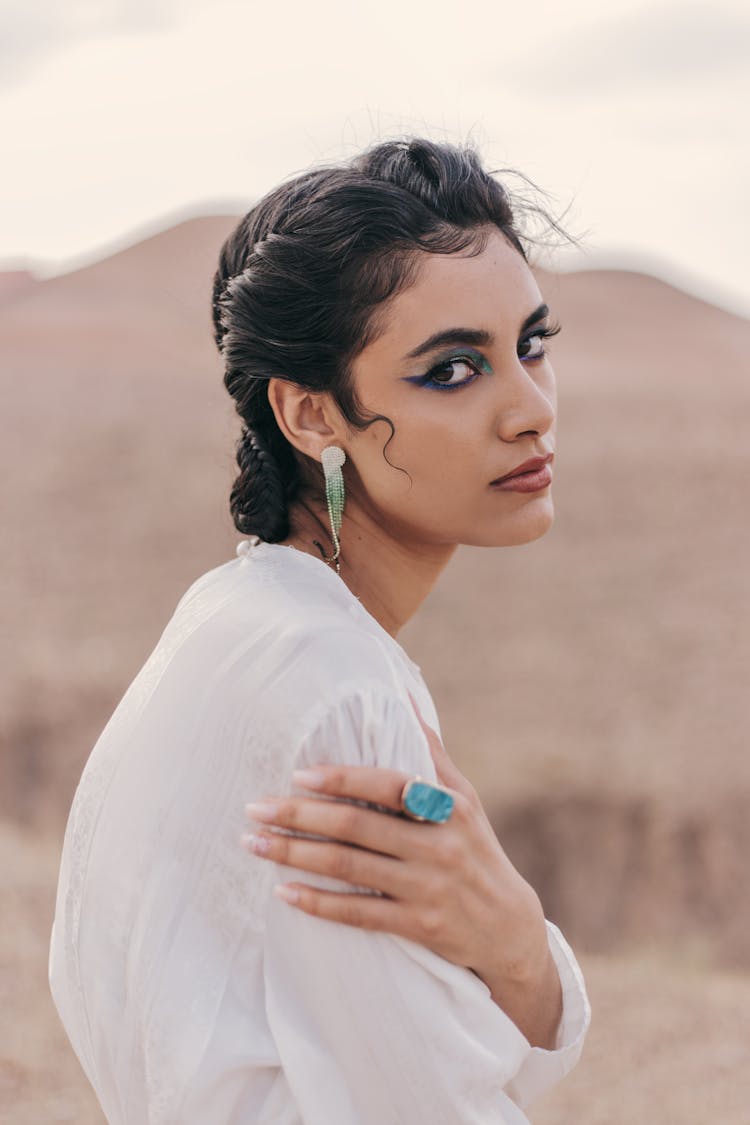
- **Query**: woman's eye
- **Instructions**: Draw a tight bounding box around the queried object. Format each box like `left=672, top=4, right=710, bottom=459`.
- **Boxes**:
left=518, top=333, right=546, bottom=361
left=518, top=321, right=561, bottom=361
left=426, top=357, right=480, bottom=388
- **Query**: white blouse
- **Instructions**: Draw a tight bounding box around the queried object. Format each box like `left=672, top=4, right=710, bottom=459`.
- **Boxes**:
left=49, top=539, right=590, bottom=1124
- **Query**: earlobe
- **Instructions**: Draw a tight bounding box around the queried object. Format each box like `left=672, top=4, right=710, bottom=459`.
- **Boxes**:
left=267, top=377, right=337, bottom=461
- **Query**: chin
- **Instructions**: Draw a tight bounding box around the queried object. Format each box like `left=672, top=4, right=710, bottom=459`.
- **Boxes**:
left=465, top=496, right=555, bottom=548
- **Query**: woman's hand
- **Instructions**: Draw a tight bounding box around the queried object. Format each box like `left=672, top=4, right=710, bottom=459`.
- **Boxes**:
left=242, top=693, right=562, bottom=1047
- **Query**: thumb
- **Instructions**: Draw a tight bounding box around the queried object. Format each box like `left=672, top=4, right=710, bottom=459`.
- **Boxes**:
left=407, top=691, right=472, bottom=796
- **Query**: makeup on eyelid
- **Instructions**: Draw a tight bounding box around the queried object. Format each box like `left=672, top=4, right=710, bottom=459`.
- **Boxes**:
left=401, top=348, right=490, bottom=391
left=401, top=323, right=561, bottom=392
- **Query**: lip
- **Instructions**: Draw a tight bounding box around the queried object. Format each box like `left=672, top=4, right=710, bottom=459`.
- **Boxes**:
left=490, top=453, right=554, bottom=485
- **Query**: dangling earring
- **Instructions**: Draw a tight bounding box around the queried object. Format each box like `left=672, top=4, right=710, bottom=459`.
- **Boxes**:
left=313, top=445, right=346, bottom=573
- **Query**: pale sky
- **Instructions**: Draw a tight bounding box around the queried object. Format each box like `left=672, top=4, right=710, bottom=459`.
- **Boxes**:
left=2, top=0, right=748, bottom=315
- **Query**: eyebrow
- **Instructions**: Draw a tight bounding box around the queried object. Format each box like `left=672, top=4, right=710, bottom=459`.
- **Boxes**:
left=403, top=303, right=550, bottom=361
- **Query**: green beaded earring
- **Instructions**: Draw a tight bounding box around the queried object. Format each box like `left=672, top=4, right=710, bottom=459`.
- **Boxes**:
left=315, top=444, right=346, bottom=573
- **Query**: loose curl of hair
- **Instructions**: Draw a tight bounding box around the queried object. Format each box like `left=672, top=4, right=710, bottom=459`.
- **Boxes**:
left=211, top=136, right=573, bottom=543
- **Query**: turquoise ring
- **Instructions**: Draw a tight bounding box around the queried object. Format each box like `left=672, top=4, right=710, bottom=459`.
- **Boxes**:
left=400, top=776, right=454, bottom=824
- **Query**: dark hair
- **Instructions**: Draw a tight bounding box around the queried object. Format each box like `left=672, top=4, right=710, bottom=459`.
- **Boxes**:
left=211, top=136, right=571, bottom=542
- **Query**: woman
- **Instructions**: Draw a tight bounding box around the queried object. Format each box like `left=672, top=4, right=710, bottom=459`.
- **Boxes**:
left=50, top=137, right=590, bottom=1123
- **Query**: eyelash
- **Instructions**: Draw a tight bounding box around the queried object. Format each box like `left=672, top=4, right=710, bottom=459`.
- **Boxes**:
left=419, top=322, right=562, bottom=392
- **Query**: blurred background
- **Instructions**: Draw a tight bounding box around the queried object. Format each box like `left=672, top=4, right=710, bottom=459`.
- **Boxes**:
left=1, top=1, right=749, bottom=1121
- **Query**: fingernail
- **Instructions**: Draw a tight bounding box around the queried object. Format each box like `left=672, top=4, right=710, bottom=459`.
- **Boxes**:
left=292, top=769, right=327, bottom=789
left=242, top=833, right=271, bottom=856
left=273, top=884, right=300, bottom=904
left=245, top=800, right=279, bottom=822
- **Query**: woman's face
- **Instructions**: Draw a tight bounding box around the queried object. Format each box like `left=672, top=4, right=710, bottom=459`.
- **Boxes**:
left=342, top=227, right=557, bottom=549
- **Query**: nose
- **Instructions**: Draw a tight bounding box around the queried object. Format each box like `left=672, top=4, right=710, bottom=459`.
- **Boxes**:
left=493, top=357, right=556, bottom=442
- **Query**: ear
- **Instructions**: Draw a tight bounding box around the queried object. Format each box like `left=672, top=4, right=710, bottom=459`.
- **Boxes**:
left=267, top=378, right=342, bottom=462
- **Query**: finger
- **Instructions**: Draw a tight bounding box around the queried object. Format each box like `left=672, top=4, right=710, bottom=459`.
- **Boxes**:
left=290, top=763, right=427, bottom=815
left=407, top=692, right=471, bottom=795
left=245, top=794, right=440, bottom=861
left=272, top=881, right=411, bottom=937
left=243, top=830, right=416, bottom=898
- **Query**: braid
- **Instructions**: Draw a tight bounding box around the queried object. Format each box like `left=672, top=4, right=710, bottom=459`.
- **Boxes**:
left=214, top=216, right=302, bottom=542
left=230, top=425, right=292, bottom=542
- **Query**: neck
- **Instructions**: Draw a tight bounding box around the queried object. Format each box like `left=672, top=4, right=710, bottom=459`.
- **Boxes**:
left=281, top=496, right=456, bottom=638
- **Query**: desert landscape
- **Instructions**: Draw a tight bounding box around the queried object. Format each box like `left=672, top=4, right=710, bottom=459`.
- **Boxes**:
left=1, top=214, right=748, bottom=1122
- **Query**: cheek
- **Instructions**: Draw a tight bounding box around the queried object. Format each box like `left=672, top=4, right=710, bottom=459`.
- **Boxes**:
left=354, top=408, right=481, bottom=500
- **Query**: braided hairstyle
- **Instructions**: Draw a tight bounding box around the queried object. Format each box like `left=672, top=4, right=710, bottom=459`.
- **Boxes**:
left=212, top=137, right=570, bottom=542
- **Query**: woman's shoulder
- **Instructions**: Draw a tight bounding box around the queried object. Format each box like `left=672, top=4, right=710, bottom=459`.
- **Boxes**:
left=168, top=540, right=424, bottom=736
left=242, top=546, right=415, bottom=706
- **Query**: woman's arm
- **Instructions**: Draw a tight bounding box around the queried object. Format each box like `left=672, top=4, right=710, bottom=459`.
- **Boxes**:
left=248, top=684, right=590, bottom=1120
left=247, top=760, right=562, bottom=1048
left=265, top=882, right=549, bottom=1124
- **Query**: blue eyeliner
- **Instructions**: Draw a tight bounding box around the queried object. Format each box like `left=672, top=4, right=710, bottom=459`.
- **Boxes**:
left=401, top=346, right=492, bottom=392
left=400, top=323, right=561, bottom=392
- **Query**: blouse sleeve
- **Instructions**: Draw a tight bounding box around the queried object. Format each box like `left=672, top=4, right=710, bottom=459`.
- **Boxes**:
left=262, top=684, right=590, bottom=1124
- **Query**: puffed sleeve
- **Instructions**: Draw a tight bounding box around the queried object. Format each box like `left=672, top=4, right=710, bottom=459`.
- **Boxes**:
left=262, top=684, right=591, bottom=1125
